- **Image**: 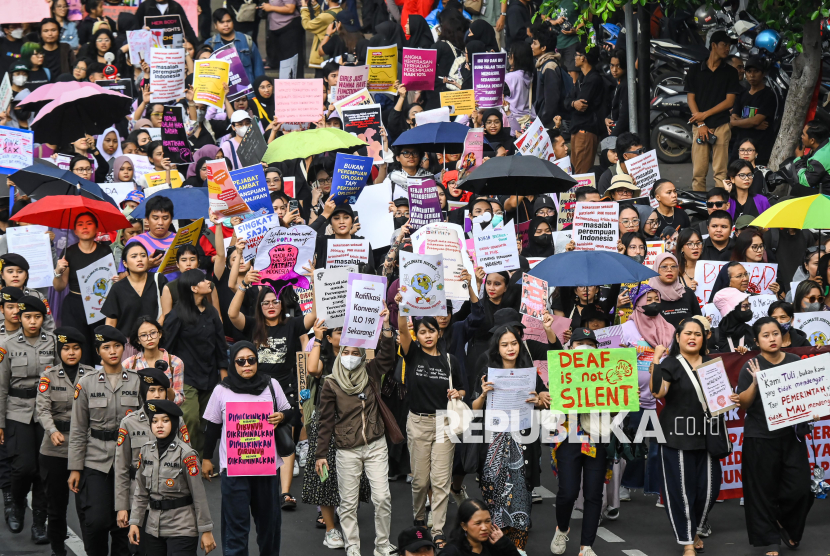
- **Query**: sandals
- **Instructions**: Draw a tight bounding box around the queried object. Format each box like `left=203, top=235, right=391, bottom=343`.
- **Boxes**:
left=777, top=523, right=799, bottom=550
left=433, top=535, right=446, bottom=549
left=316, top=511, right=326, bottom=529
left=281, top=493, right=297, bottom=510
left=694, top=536, right=705, bottom=553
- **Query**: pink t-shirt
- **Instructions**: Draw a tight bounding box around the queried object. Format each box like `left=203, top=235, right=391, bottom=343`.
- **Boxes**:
left=203, top=378, right=291, bottom=471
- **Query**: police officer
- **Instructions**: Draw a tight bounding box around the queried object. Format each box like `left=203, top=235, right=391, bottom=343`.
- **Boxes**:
left=128, top=400, right=216, bottom=555
left=36, top=327, right=94, bottom=556
left=68, top=325, right=141, bottom=556
left=0, top=286, right=24, bottom=523
left=0, top=296, right=56, bottom=542
left=0, top=254, right=55, bottom=334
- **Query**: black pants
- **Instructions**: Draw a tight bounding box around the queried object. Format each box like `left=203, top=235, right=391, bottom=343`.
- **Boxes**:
left=554, top=440, right=608, bottom=547
left=61, top=292, right=104, bottom=366
left=142, top=532, right=198, bottom=556
left=79, top=467, right=129, bottom=556
left=659, top=445, right=721, bottom=544
left=266, top=17, right=305, bottom=76
left=743, top=434, right=815, bottom=547
left=6, top=420, right=46, bottom=511
left=41, top=454, right=83, bottom=555
left=0, top=441, right=10, bottom=490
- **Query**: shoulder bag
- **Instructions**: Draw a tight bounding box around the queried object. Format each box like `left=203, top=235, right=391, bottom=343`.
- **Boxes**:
left=446, top=355, right=473, bottom=436
left=677, top=356, right=733, bottom=459
left=233, top=0, right=258, bottom=23
left=268, top=380, right=296, bottom=458
left=369, top=379, right=405, bottom=445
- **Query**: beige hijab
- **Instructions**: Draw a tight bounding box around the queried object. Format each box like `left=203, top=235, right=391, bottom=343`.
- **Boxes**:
left=330, top=347, right=369, bottom=396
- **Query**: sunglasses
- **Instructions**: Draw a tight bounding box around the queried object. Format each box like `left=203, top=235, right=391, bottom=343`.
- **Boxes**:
left=624, top=148, right=645, bottom=155
left=235, top=356, right=257, bottom=366
left=706, top=201, right=726, bottom=208
left=805, top=295, right=826, bottom=304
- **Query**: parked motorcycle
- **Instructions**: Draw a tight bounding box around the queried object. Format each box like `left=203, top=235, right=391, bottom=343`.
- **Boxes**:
left=650, top=83, right=693, bottom=163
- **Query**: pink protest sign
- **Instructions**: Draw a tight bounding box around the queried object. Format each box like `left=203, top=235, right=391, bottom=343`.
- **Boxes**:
left=273, top=79, right=324, bottom=123
left=1, top=0, right=52, bottom=24
left=225, top=401, right=277, bottom=476
left=252, top=225, right=317, bottom=282
left=402, top=48, right=437, bottom=91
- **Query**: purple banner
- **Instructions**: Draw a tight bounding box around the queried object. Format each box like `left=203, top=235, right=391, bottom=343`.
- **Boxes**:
left=407, top=178, right=443, bottom=230
left=402, top=48, right=437, bottom=91
left=472, top=52, right=506, bottom=109
left=212, top=44, right=252, bottom=102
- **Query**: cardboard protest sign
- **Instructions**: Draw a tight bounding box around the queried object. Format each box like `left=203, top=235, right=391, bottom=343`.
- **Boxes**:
left=554, top=156, right=573, bottom=175
left=253, top=225, right=317, bottom=280
left=548, top=348, right=640, bottom=413
left=126, top=30, right=151, bottom=66
left=472, top=52, right=506, bottom=108
left=341, top=273, right=387, bottom=349
left=625, top=149, right=661, bottom=208
left=556, top=174, right=595, bottom=230
left=77, top=255, right=117, bottom=324
left=126, top=154, right=155, bottom=180
left=211, top=44, right=253, bottom=102
left=694, top=357, right=738, bottom=416
left=514, top=117, right=555, bottom=160
left=95, top=78, right=135, bottom=101
left=2, top=1, right=51, bottom=24
left=693, top=261, right=778, bottom=307
left=206, top=159, right=251, bottom=217
left=313, top=265, right=357, bottom=328
left=0, top=74, right=11, bottom=114
left=237, top=123, right=268, bottom=168
left=157, top=218, right=204, bottom=274
left=414, top=107, right=450, bottom=125
left=225, top=401, right=277, bottom=476
left=458, top=129, right=483, bottom=181
left=473, top=222, right=520, bottom=273
left=335, top=66, right=370, bottom=101
left=332, top=88, right=373, bottom=117
left=100, top=183, right=137, bottom=207
left=520, top=275, right=547, bottom=321
left=573, top=202, right=619, bottom=252
left=793, top=312, right=830, bottom=346
left=273, top=79, right=324, bottom=123
left=178, top=0, right=199, bottom=33
left=326, top=239, right=369, bottom=268
left=145, top=15, right=184, bottom=48
left=0, top=126, right=33, bottom=173
left=402, top=48, right=436, bottom=90
left=411, top=223, right=471, bottom=304
left=330, top=153, right=373, bottom=204
left=230, top=165, right=272, bottom=218
left=102, top=5, right=138, bottom=21
left=193, top=60, right=229, bottom=108
left=234, top=213, right=280, bottom=262
left=407, top=178, right=443, bottom=230
left=366, top=45, right=398, bottom=93
left=144, top=170, right=183, bottom=188
left=399, top=251, right=447, bottom=316
left=160, top=105, right=192, bottom=164
left=352, top=183, right=395, bottom=248
left=341, top=104, right=384, bottom=163
left=439, top=90, right=476, bottom=116
left=150, top=48, right=186, bottom=103
left=756, top=353, right=830, bottom=430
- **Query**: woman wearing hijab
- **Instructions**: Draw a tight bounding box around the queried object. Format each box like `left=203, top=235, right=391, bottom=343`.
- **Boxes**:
left=182, top=157, right=209, bottom=188
left=96, top=126, right=122, bottom=165
left=406, top=14, right=434, bottom=49
left=368, top=20, right=406, bottom=57
left=106, top=155, right=136, bottom=185
left=187, top=145, right=221, bottom=180
left=466, top=19, right=499, bottom=52
left=638, top=207, right=660, bottom=240
left=710, top=287, right=756, bottom=353
left=252, top=75, right=275, bottom=124
left=460, top=40, right=485, bottom=90
left=202, top=342, right=294, bottom=555
left=523, top=216, right=556, bottom=258
left=648, top=252, right=701, bottom=327
left=478, top=108, right=514, bottom=155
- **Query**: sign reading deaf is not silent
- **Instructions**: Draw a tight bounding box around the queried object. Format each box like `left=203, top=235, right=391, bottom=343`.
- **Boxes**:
left=548, top=347, right=640, bottom=413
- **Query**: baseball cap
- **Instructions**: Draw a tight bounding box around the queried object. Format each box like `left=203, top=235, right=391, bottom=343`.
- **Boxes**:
left=335, top=11, right=361, bottom=33
left=709, top=30, right=736, bottom=45
left=570, top=328, right=598, bottom=345
left=391, top=527, right=436, bottom=554
left=744, top=55, right=766, bottom=72
left=228, top=110, right=252, bottom=128
left=735, top=214, right=756, bottom=230
left=9, top=63, right=28, bottom=73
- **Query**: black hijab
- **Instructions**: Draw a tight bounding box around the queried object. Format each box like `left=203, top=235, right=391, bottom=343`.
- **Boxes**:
left=253, top=75, right=275, bottom=123
left=221, top=341, right=271, bottom=396
left=481, top=108, right=513, bottom=146
left=182, top=157, right=209, bottom=187
left=466, top=19, right=498, bottom=52
left=406, top=15, right=434, bottom=49
left=144, top=400, right=181, bottom=456
left=523, top=216, right=556, bottom=257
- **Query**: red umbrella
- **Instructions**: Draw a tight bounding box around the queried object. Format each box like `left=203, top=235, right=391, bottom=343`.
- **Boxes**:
left=10, top=195, right=132, bottom=233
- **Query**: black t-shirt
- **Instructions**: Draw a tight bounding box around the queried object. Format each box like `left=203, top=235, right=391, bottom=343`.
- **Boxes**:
left=100, top=273, right=167, bottom=336
left=732, top=194, right=764, bottom=220
left=701, top=237, right=735, bottom=262
left=64, top=242, right=113, bottom=293
left=684, top=60, right=743, bottom=129
left=26, top=68, right=50, bottom=89
left=654, top=207, right=691, bottom=233
left=659, top=288, right=702, bottom=328
left=657, top=355, right=711, bottom=450
left=737, top=353, right=801, bottom=438
left=42, top=48, right=61, bottom=80
left=403, top=344, right=463, bottom=415
left=731, top=87, right=777, bottom=161
left=211, top=271, right=257, bottom=342
left=247, top=315, right=308, bottom=394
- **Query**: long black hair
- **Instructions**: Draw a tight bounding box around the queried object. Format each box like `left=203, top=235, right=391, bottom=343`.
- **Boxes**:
left=794, top=279, right=822, bottom=313
left=668, top=319, right=708, bottom=358
left=487, top=325, right=533, bottom=368
left=676, top=227, right=703, bottom=277
left=252, top=282, right=302, bottom=348
left=449, top=499, right=490, bottom=543
left=175, top=269, right=215, bottom=326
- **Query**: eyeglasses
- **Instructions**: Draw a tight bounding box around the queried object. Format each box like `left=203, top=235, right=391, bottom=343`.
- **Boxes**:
left=659, top=264, right=678, bottom=272
left=706, top=201, right=726, bottom=208
left=261, top=300, right=281, bottom=307
left=266, top=178, right=281, bottom=184
left=399, top=150, right=419, bottom=158
left=138, top=330, right=160, bottom=341
left=75, top=167, right=92, bottom=174
left=739, top=302, right=752, bottom=310
left=736, top=172, right=753, bottom=180
left=316, top=177, right=332, bottom=185
left=645, top=219, right=659, bottom=227
left=807, top=246, right=826, bottom=253
left=749, top=244, right=765, bottom=252
left=805, top=295, right=826, bottom=304
left=235, top=356, right=257, bottom=366
left=620, top=218, right=640, bottom=226
left=150, top=112, right=164, bottom=117
left=732, top=272, right=750, bottom=279
left=685, top=241, right=703, bottom=249
left=493, top=210, right=504, bottom=216
left=95, top=38, right=110, bottom=43
left=739, top=148, right=756, bottom=154
left=624, top=148, right=645, bottom=155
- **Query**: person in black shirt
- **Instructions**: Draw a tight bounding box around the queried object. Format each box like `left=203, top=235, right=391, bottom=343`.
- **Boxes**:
left=312, top=203, right=375, bottom=270
left=605, top=48, right=629, bottom=137
left=565, top=45, right=605, bottom=174
left=734, top=317, right=815, bottom=551
left=76, top=0, right=117, bottom=47
left=131, top=0, right=198, bottom=45
left=647, top=252, right=701, bottom=327
left=701, top=210, right=734, bottom=261
left=505, top=0, right=532, bottom=49
left=0, top=24, right=24, bottom=78
left=709, top=287, right=755, bottom=353
left=651, top=179, right=691, bottom=232
left=730, top=56, right=777, bottom=164
left=768, top=301, right=812, bottom=347
left=39, top=19, right=75, bottom=80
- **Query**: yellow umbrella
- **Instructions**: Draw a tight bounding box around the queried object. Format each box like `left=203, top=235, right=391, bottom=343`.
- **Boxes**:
left=750, top=194, right=830, bottom=229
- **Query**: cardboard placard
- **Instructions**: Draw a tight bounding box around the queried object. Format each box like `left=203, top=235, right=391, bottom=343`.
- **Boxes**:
left=234, top=213, right=280, bottom=262
left=694, top=357, right=738, bottom=416
left=0, top=125, right=33, bottom=173
left=237, top=123, right=268, bottom=168
left=756, top=353, right=830, bottom=430
left=145, top=14, right=184, bottom=48
left=313, top=265, right=358, bottom=328
left=207, top=159, right=251, bottom=217
left=366, top=45, right=398, bottom=93
left=160, top=105, right=192, bottom=164
left=399, top=251, right=447, bottom=316
left=212, top=44, right=253, bottom=102
left=193, top=60, right=230, bottom=108
left=326, top=239, right=369, bottom=268
left=225, top=401, right=277, bottom=476
left=548, top=348, right=640, bottom=413
left=573, top=202, right=619, bottom=252
left=253, top=225, right=317, bottom=280
left=340, top=273, right=387, bottom=349
left=402, top=48, right=436, bottom=90
left=341, top=104, right=384, bottom=163
left=407, top=178, right=443, bottom=230
left=274, top=79, right=324, bottom=123
left=150, top=48, right=186, bottom=103
left=693, top=261, right=778, bottom=307
left=472, top=52, right=506, bottom=108
left=439, top=90, right=476, bottom=116
left=472, top=221, right=520, bottom=273
left=230, top=165, right=272, bottom=218
left=330, top=153, right=373, bottom=204
left=157, top=218, right=204, bottom=274
left=335, top=66, right=370, bottom=101
left=77, top=255, right=117, bottom=324
left=458, top=129, right=483, bottom=180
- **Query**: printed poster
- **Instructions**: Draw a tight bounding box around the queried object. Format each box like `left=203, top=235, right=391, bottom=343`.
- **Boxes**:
left=341, top=273, right=387, bottom=349
left=333, top=88, right=373, bottom=117
left=458, top=129, right=483, bottom=181
left=77, top=255, right=117, bottom=324
left=411, top=223, right=471, bottom=304
left=792, top=312, right=830, bottom=346
left=206, top=159, right=251, bottom=217
left=341, top=104, right=384, bottom=163
left=556, top=174, right=596, bottom=230
left=407, top=178, right=443, bottom=230
left=0, top=74, right=11, bottom=113
left=0, top=126, right=33, bottom=173
left=402, top=48, right=436, bottom=90
left=472, top=221, right=520, bottom=273
left=230, top=165, right=272, bottom=218
left=253, top=225, right=317, bottom=281
left=326, top=239, right=369, bottom=268
left=572, top=202, right=619, bottom=252
left=160, top=105, right=192, bottom=164
left=193, top=60, right=230, bottom=108
left=145, top=14, right=184, bottom=49
left=212, top=44, right=253, bottom=102
left=273, top=79, right=324, bottom=123
left=593, top=325, right=623, bottom=349
left=279, top=53, right=298, bottom=80
left=234, top=213, right=280, bottom=262
left=150, top=48, right=186, bottom=103
left=313, top=265, right=358, bottom=328
left=472, top=52, right=506, bottom=109
left=366, top=45, right=398, bottom=93
left=225, top=401, right=277, bottom=476
left=335, top=66, right=370, bottom=101
left=548, top=347, right=640, bottom=413
left=157, top=218, right=204, bottom=274
left=514, top=117, right=555, bottom=161
left=756, top=353, right=830, bottom=430
left=644, top=241, right=665, bottom=269
left=330, top=153, right=373, bottom=204
left=694, top=357, right=738, bottom=416
left=440, top=90, right=476, bottom=116
left=399, top=251, right=447, bottom=317
left=144, top=170, right=183, bottom=189
left=520, top=275, right=548, bottom=321
left=5, top=226, right=51, bottom=288
left=625, top=149, right=661, bottom=209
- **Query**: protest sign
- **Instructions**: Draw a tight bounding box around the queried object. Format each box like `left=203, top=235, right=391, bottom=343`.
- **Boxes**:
left=573, top=202, right=619, bottom=252
left=411, top=223, right=471, bottom=304
left=160, top=105, right=192, bottom=164
left=473, top=222, right=520, bottom=273
left=102, top=5, right=137, bottom=21
left=100, top=183, right=136, bottom=207
left=145, top=14, right=184, bottom=48
left=694, top=358, right=738, bottom=416
left=225, top=401, right=277, bottom=476
left=206, top=159, right=251, bottom=217
left=144, top=170, right=183, bottom=188
left=521, top=314, right=549, bottom=343
left=556, top=174, right=595, bottom=230
left=749, top=294, right=778, bottom=325
left=472, top=52, right=506, bottom=108
left=351, top=183, right=395, bottom=248
left=0, top=126, right=33, bottom=173
left=126, top=154, right=155, bottom=180
left=0, top=74, right=10, bottom=114
left=399, top=251, right=447, bottom=316
left=458, top=129, right=483, bottom=181
left=211, top=44, right=253, bottom=102
left=230, top=165, right=272, bottom=218
left=332, top=88, right=373, bottom=117
left=77, top=255, right=117, bottom=324
left=313, top=265, right=358, bottom=328
left=594, top=325, right=624, bottom=349
left=485, top=367, right=537, bottom=431
left=279, top=53, right=298, bottom=79
left=625, top=149, right=661, bottom=208
left=554, top=156, right=573, bottom=174
left=95, top=78, right=134, bottom=100
left=157, top=218, right=203, bottom=274
left=193, top=60, right=229, bottom=108
left=414, top=107, right=450, bottom=125
left=520, top=275, right=547, bottom=321
left=6, top=226, right=53, bottom=288
left=273, top=79, right=324, bottom=123
left=177, top=0, right=198, bottom=33
left=67, top=0, right=82, bottom=20
left=407, top=178, right=443, bottom=230
left=2, top=1, right=50, bottom=24
left=234, top=213, right=280, bottom=262
left=326, top=239, right=369, bottom=268
left=126, top=30, right=151, bottom=65
left=330, top=153, right=373, bottom=204
left=548, top=347, right=640, bottom=413
left=237, top=123, right=268, bottom=168
left=756, top=353, right=830, bottom=430
left=644, top=241, right=665, bottom=268
left=341, top=273, right=387, bottom=349
left=341, top=104, right=384, bottom=163
left=693, top=261, right=778, bottom=307
left=150, top=48, right=186, bottom=103
left=253, top=225, right=317, bottom=280
left=440, top=90, right=476, bottom=116
left=366, top=45, right=398, bottom=93
left=793, top=312, right=830, bottom=346
left=702, top=302, right=722, bottom=329
left=402, top=48, right=436, bottom=90
left=514, top=117, right=555, bottom=160
left=335, top=65, right=370, bottom=100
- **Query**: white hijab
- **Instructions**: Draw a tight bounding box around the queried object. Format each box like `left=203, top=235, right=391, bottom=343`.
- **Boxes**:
left=95, top=125, right=123, bottom=162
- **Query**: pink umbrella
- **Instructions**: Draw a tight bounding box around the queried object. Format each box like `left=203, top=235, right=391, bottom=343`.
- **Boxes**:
left=17, top=81, right=103, bottom=112
left=30, top=86, right=133, bottom=146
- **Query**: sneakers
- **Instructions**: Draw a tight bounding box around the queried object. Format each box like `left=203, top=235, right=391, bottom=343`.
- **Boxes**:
left=346, top=545, right=361, bottom=556
left=518, top=550, right=528, bottom=556
left=324, top=528, right=345, bottom=549
left=602, top=507, right=619, bottom=521
left=697, top=521, right=711, bottom=538
left=373, top=544, right=397, bottom=556
left=31, top=510, right=48, bottom=544
left=426, top=509, right=433, bottom=529
left=297, top=439, right=309, bottom=468
left=293, top=459, right=300, bottom=477
left=532, top=489, right=543, bottom=504
left=579, top=547, right=598, bottom=556
left=450, top=485, right=468, bottom=506
left=619, top=486, right=631, bottom=501
left=406, top=475, right=413, bottom=484
left=550, top=528, right=569, bottom=555
left=655, top=499, right=665, bottom=508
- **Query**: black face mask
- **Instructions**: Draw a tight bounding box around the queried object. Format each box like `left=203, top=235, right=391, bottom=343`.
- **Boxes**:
left=394, top=216, right=408, bottom=229
left=735, top=309, right=753, bottom=323
left=13, top=109, right=29, bottom=121
left=630, top=254, right=645, bottom=264
left=532, top=233, right=552, bottom=246
left=643, top=303, right=661, bottom=317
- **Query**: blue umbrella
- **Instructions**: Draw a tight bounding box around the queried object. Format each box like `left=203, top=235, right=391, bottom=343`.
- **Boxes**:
left=11, top=164, right=117, bottom=206
left=130, top=188, right=209, bottom=220
left=529, top=251, right=658, bottom=287
left=392, top=122, right=489, bottom=154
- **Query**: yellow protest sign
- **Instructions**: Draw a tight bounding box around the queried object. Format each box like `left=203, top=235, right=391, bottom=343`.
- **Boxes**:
left=157, top=218, right=204, bottom=274
left=144, top=170, right=183, bottom=188
left=366, top=45, right=398, bottom=93
left=193, top=59, right=230, bottom=109
left=440, top=90, right=476, bottom=116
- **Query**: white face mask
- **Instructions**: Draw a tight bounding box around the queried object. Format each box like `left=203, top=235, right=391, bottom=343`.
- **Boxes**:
left=235, top=125, right=248, bottom=138
left=10, top=28, right=24, bottom=39
left=571, top=343, right=595, bottom=351
left=12, top=75, right=27, bottom=87
left=341, top=355, right=362, bottom=371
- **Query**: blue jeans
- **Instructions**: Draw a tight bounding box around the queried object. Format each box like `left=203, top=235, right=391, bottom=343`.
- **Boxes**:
left=620, top=410, right=662, bottom=495
left=221, top=470, right=282, bottom=556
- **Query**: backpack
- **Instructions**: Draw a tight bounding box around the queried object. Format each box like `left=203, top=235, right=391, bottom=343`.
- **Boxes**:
left=232, top=0, right=258, bottom=23
left=445, top=41, right=466, bottom=91
left=767, top=228, right=814, bottom=257
left=540, top=58, right=573, bottom=117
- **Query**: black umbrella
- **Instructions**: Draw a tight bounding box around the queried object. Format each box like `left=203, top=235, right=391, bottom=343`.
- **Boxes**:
left=10, top=165, right=116, bottom=206
left=457, top=155, right=578, bottom=195
left=28, top=86, right=132, bottom=145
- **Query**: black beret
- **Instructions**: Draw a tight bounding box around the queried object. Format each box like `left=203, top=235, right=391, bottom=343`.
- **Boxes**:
left=0, top=286, right=24, bottom=304
left=18, top=295, right=47, bottom=315
left=145, top=399, right=183, bottom=419
left=94, top=325, right=127, bottom=346
left=138, top=361, right=171, bottom=389
left=0, top=253, right=29, bottom=272
left=55, top=326, right=86, bottom=347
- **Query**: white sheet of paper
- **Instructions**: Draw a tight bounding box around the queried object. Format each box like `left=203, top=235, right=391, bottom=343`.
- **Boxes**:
left=6, top=226, right=52, bottom=288
left=352, top=183, right=395, bottom=248
left=485, top=367, right=537, bottom=432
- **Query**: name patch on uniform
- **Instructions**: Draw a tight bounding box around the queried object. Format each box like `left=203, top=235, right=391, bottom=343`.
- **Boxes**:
left=117, top=428, right=128, bottom=446
left=38, top=377, right=50, bottom=393
left=90, top=392, right=106, bottom=398
left=121, top=390, right=137, bottom=396
left=74, top=383, right=82, bottom=399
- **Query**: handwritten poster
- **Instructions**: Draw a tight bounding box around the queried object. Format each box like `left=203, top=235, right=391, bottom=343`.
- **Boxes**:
left=756, top=353, right=830, bottom=430
left=212, top=44, right=253, bottom=102
left=399, top=251, right=446, bottom=316
left=341, top=273, right=387, bottom=349
left=253, top=225, right=317, bottom=280
left=402, top=48, right=436, bottom=90
left=693, top=261, right=778, bottom=307
left=366, top=45, right=398, bottom=93
left=150, top=48, right=186, bottom=103
left=335, top=65, right=370, bottom=101
left=0, top=74, right=10, bottom=113
left=330, top=153, right=373, bottom=204
left=234, top=213, right=280, bottom=262
left=458, top=129, right=483, bottom=181
left=126, top=30, right=151, bottom=65
left=473, top=222, right=520, bottom=273
left=77, top=255, right=117, bottom=324
left=206, top=159, right=251, bottom=217
left=273, top=79, right=324, bottom=123
left=313, top=265, right=358, bottom=328
left=160, top=106, right=192, bottom=164
left=625, top=149, right=661, bottom=209
left=694, top=357, right=738, bottom=416
left=440, top=90, right=476, bottom=116
left=225, top=401, right=277, bottom=476
left=472, top=52, right=506, bottom=109
left=407, top=178, right=443, bottom=230
left=0, top=125, right=33, bottom=173
left=2, top=1, right=51, bottom=24
left=157, top=218, right=204, bottom=274
left=193, top=60, right=230, bottom=108
left=548, top=348, right=640, bottom=413
left=326, top=239, right=369, bottom=268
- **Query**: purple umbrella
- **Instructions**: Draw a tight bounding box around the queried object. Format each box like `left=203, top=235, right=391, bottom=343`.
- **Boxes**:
left=30, top=86, right=132, bottom=146
left=16, top=81, right=102, bottom=112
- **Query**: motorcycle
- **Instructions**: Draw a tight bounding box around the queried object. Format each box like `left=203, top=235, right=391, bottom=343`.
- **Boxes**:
left=649, top=38, right=708, bottom=96
left=650, top=83, right=693, bottom=163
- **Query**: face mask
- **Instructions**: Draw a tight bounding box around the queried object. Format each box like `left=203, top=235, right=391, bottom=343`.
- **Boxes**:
left=735, top=309, right=753, bottom=323
left=780, top=321, right=792, bottom=332
left=341, top=355, right=362, bottom=371
left=10, top=28, right=23, bottom=39
left=803, top=302, right=821, bottom=312
left=642, top=303, right=661, bottom=317
left=235, top=125, right=249, bottom=138
left=13, top=109, right=29, bottom=121
left=394, top=216, right=408, bottom=229
left=12, top=75, right=26, bottom=87
left=630, top=254, right=646, bottom=264
left=572, top=343, right=595, bottom=351
left=533, top=233, right=552, bottom=246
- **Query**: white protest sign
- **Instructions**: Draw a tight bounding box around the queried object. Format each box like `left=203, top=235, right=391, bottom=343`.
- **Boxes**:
left=126, top=30, right=151, bottom=65
left=792, top=312, right=830, bottom=346
left=126, top=153, right=155, bottom=178
left=150, top=48, right=186, bottom=103
left=326, top=239, right=369, bottom=268
left=99, top=183, right=136, bottom=207
left=0, top=74, right=12, bottom=113
left=472, top=222, right=520, bottom=273
left=340, top=273, right=387, bottom=349
left=513, top=117, right=555, bottom=160
left=694, top=357, right=738, bottom=416
left=6, top=226, right=52, bottom=288
left=77, top=255, right=117, bottom=324
left=756, top=353, right=830, bottom=430
left=414, top=107, right=450, bottom=125
left=553, top=156, right=572, bottom=175
left=253, top=225, right=317, bottom=281
left=411, top=223, right=471, bottom=304
left=625, top=149, right=661, bottom=208
left=703, top=303, right=722, bottom=329
left=693, top=261, right=778, bottom=307
left=352, top=183, right=395, bottom=248
left=749, top=294, right=778, bottom=325
left=399, top=251, right=447, bottom=317
left=0, top=126, right=33, bottom=171
left=313, top=265, right=357, bottom=328
left=572, top=202, right=619, bottom=252
left=644, top=241, right=665, bottom=268
left=234, top=213, right=280, bottom=262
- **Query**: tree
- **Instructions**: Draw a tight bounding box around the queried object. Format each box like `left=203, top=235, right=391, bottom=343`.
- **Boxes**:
left=535, top=0, right=826, bottom=170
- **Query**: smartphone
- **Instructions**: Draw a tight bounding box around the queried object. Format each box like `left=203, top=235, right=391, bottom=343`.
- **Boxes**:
left=707, top=133, right=718, bottom=146
left=320, top=464, right=329, bottom=482
left=288, top=200, right=299, bottom=213
left=353, top=211, right=359, bottom=223
left=152, top=249, right=164, bottom=259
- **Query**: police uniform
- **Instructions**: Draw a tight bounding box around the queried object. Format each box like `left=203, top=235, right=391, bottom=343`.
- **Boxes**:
left=0, top=255, right=55, bottom=334
left=36, top=327, right=94, bottom=556
left=129, top=401, right=213, bottom=555
left=0, top=286, right=24, bottom=517
left=68, top=326, right=141, bottom=556
left=0, top=296, right=56, bottom=540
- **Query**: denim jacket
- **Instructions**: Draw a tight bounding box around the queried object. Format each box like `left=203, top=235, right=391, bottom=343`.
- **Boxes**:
left=60, top=21, right=79, bottom=50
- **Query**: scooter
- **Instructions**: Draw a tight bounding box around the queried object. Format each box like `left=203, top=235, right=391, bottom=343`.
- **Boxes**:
left=650, top=83, right=693, bottom=163
left=649, top=38, right=708, bottom=96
